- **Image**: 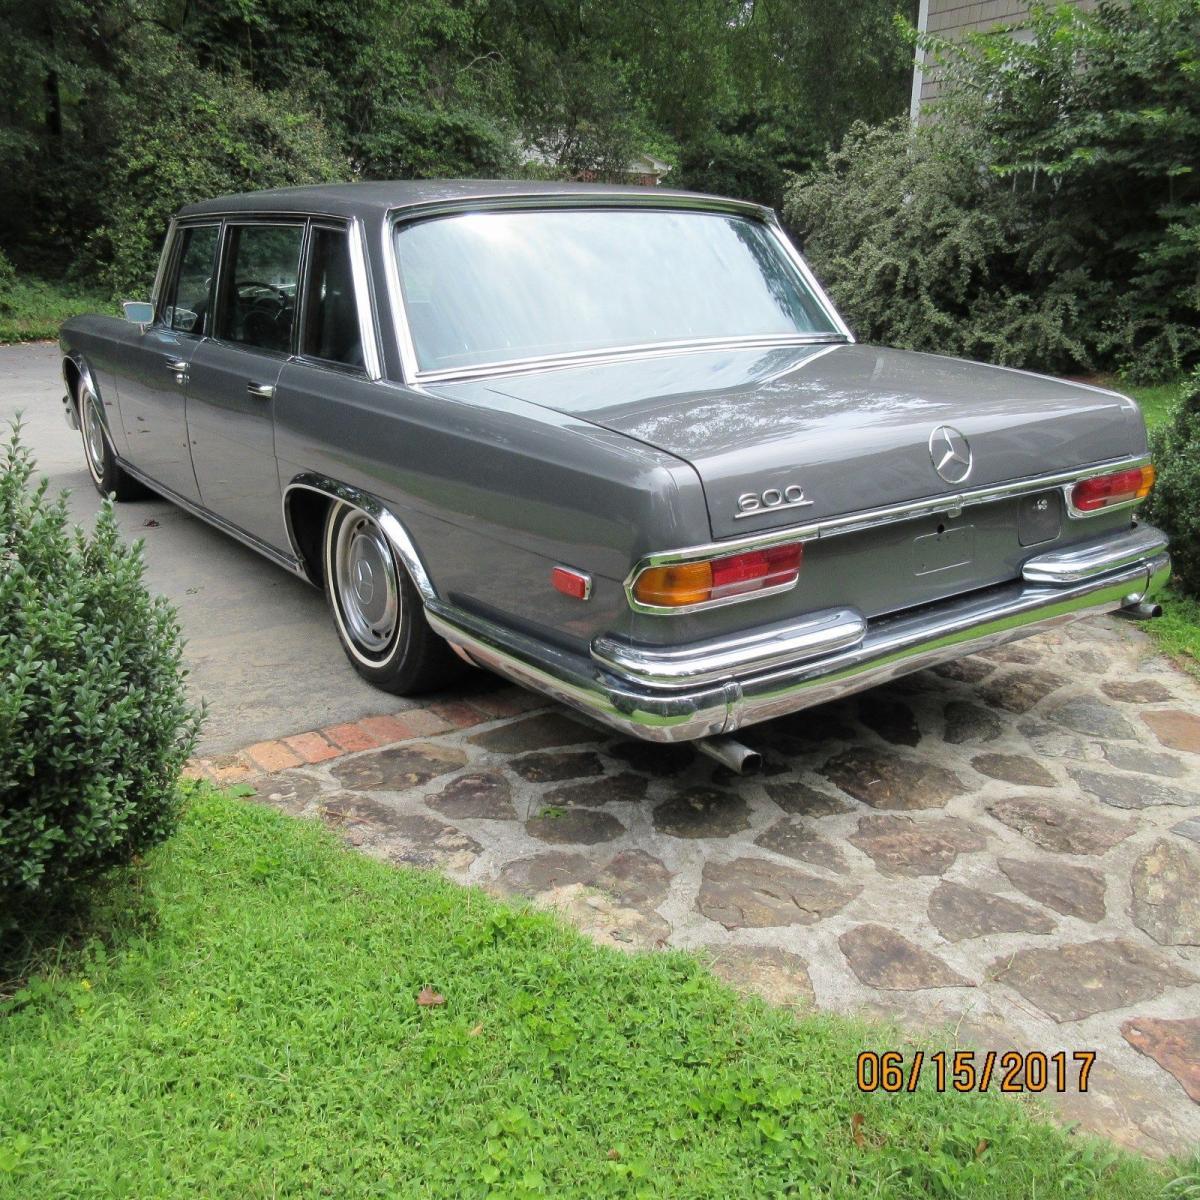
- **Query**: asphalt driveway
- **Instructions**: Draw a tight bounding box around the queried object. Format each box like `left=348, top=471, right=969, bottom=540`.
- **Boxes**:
left=0, top=341, right=447, bottom=752
left=5, top=340, right=1199, bottom=1157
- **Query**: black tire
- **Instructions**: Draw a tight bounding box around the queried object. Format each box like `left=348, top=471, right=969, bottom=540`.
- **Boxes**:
left=322, top=500, right=465, bottom=694
left=78, top=379, right=147, bottom=500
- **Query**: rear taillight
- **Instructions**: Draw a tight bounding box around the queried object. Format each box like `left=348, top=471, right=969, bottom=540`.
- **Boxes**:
left=632, top=543, right=803, bottom=609
left=1069, top=465, right=1156, bottom=513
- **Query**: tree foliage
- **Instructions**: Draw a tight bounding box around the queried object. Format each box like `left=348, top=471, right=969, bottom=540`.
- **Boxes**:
left=786, top=0, right=1200, bottom=382
left=0, top=0, right=916, bottom=288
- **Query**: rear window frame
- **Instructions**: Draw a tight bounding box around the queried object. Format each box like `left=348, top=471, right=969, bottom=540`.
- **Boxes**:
left=386, top=199, right=852, bottom=384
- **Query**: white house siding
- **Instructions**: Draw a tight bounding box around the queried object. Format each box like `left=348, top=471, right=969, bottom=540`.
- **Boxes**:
left=911, top=0, right=1102, bottom=118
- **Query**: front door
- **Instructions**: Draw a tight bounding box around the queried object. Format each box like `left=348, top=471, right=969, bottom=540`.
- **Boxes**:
left=185, top=221, right=305, bottom=550
left=116, top=223, right=220, bottom=502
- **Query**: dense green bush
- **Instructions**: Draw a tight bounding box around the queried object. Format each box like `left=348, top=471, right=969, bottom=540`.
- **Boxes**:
left=785, top=120, right=1093, bottom=371
left=785, top=0, right=1200, bottom=382
left=1142, top=374, right=1200, bottom=596
left=0, top=428, right=201, bottom=916
left=89, top=63, right=346, bottom=296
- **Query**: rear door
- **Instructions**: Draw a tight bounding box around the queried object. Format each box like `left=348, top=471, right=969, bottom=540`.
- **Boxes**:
left=116, top=222, right=220, bottom=502
left=185, top=219, right=306, bottom=549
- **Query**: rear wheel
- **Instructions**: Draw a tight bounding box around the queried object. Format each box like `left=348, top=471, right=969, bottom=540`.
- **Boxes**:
left=322, top=501, right=464, bottom=694
left=78, top=381, right=145, bottom=500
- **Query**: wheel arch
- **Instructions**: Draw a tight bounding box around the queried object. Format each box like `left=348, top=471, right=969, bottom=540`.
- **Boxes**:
left=62, top=353, right=99, bottom=419
left=282, top=475, right=438, bottom=601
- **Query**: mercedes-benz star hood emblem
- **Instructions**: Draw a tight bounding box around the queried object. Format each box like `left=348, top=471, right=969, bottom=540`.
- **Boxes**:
left=929, top=424, right=973, bottom=484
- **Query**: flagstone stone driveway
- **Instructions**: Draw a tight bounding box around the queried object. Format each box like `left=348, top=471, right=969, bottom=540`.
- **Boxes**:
left=194, top=616, right=1200, bottom=1159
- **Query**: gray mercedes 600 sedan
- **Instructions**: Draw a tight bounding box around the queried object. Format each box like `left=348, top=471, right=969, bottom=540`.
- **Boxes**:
left=60, top=181, right=1168, bottom=760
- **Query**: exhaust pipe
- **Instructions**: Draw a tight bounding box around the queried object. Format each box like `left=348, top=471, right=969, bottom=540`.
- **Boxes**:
left=696, top=736, right=763, bottom=774
left=1122, top=600, right=1163, bottom=620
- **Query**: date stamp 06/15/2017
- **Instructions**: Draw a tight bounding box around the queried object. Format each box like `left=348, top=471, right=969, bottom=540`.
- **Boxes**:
left=856, top=1050, right=1096, bottom=1094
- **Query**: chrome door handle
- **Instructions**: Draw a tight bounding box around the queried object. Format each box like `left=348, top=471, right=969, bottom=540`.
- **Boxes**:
left=246, top=381, right=275, bottom=399
left=165, top=358, right=188, bottom=384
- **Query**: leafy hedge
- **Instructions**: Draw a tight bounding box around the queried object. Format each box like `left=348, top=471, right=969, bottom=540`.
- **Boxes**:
left=0, top=428, right=201, bottom=916
left=1142, top=374, right=1200, bottom=597
left=785, top=0, right=1200, bottom=383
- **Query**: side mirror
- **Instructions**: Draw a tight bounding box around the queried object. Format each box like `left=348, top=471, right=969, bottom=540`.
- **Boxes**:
left=122, top=300, right=154, bottom=329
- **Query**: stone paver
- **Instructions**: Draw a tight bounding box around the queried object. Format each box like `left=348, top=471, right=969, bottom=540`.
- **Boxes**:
left=820, top=747, right=967, bottom=810
left=212, top=619, right=1200, bottom=1158
left=839, top=924, right=971, bottom=990
left=1122, top=1017, right=1200, bottom=1103
left=849, top=814, right=986, bottom=876
left=1143, top=709, right=1200, bottom=754
left=990, top=939, right=1195, bottom=1022
left=697, top=857, right=860, bottom=929
left=928, top=880, right=1054, bottom=942
left=998, top=857, right=1108, bottom=923
left=1130, top=839, right=1200, bottom=946
left=985, top=795, right=1133, bottom=855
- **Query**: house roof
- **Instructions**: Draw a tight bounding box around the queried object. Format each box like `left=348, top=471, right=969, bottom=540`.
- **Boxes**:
left=177, top=178, right=757, bottom=221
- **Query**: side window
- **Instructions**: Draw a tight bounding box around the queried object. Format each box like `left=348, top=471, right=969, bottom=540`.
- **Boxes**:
left=215, top=223, right=304, bottom=353
left=300, top=227, right=365, bottom=369
left=163, top=225, right=219, bottom=334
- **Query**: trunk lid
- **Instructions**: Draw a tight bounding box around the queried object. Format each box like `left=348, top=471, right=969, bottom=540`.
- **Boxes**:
left=459, top=343, right=1144, bottom=540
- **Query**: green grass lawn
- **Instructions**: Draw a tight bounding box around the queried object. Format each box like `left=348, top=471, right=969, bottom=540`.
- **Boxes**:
left=1, top=790, right=1192, bottom=1199
left=0, top=275, right=112, bottom=343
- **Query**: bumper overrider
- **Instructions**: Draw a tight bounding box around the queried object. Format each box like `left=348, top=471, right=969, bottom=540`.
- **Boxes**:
left=425, top=524, right=1171, bottom=743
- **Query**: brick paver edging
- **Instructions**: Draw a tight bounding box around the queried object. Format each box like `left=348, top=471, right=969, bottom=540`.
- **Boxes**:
left=185, top=689, right=542, bottom=785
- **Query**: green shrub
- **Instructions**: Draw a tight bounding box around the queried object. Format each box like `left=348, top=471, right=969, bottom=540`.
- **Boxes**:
left=1142, top=373, right=1200, bottom=597
left=0, top=427, right=202, bottom=916
left=89, top=62, right=348, bottom=296
left=784, top=119, right=1093, bottom=372
left=785, top=0, right=1200, bottom=382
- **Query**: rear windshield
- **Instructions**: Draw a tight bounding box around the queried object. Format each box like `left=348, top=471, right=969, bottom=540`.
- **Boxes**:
left=393, top=208, right=840, bottom=373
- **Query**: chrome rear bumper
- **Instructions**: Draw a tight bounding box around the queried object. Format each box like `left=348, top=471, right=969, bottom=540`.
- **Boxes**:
left=426, top=524, right=1170, bottom=743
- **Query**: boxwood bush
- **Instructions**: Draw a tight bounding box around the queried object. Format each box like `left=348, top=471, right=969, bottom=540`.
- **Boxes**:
left=0, top=427, right=201, bottom=919
left=1142, top=373, right=1200, bottom=598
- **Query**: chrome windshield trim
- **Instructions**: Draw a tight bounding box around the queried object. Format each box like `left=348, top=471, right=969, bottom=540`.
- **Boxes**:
left=386, top=199, right=850, bottom=383
left=592, top=607, right=867, bottom=689
left=414, top=334, right=850, bottom=386
left=624, top=454, right=1151, bottom=614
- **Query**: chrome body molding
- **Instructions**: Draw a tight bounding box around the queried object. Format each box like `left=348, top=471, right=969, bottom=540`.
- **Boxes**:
left=1020, top=523, right=1169, bottom=584
left=282, top=475, right=439, bottom=603
left=591, top=607, right=868, bottom=689
left=426, top=529, right=1170, bottom=743
left=623, top=454, right=1153, bottom=614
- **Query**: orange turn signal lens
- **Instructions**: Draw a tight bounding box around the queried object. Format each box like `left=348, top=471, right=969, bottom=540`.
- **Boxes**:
left=1070, top=465, right=1156, bottom=513
left=632, top=543, right=803, bottom=609
left=633, top=561, right=713, bottom=607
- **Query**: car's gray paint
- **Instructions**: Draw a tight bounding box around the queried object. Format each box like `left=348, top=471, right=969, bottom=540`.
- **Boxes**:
left=60, top=180, right=1151, bottom=672
left=457, top=342, right=1143, bottom=539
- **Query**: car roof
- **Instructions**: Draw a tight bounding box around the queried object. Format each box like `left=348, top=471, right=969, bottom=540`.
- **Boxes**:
left=176, top=179, right=768, bottom=222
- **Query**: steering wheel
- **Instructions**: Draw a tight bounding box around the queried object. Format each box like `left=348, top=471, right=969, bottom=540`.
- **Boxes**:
left=236, top=280, right=288, bottom=302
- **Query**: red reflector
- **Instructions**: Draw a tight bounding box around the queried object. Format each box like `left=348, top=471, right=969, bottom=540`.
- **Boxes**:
left=1070, top=465, right=1156, bottom=512
left=551, top=565, right=591, bottom=600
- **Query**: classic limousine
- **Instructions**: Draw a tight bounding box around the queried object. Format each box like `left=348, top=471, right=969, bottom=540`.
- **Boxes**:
left=60, top=181, right=1168, bottom=760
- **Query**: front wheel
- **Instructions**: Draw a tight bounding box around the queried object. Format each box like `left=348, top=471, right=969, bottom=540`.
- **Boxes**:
left=79, top=381, right=145, bottom=500
left=322, top=501, right=464, bottom=694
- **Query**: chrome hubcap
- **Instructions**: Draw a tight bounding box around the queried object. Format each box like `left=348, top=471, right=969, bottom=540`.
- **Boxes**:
left=335, top=511, right=399, bottom=654
left=83, top=393, right=106, bottom=481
